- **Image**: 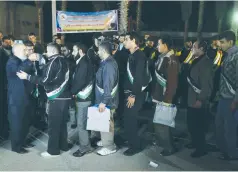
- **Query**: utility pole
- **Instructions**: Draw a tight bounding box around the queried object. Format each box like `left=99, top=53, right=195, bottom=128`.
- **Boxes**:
left=52, top=0, right=57, bottom=37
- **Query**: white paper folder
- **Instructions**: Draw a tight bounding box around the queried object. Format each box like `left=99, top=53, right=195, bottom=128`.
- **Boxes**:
left=86, top=106, right=110, bottom=132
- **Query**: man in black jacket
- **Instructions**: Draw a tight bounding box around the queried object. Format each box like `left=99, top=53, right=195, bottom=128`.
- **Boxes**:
left=0, top=36, right=12, bottom=140
left=70, top=43, right=95, bottom=157
left=28, top=32, right=44, bottom=54
left=123, top=32, right=151, bottom=156
left=87, top=33, right=104, bottom=72
left=17, top=43, right=71, bottom=158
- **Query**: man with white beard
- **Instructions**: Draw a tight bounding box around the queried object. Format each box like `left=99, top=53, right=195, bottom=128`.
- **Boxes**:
left=6, top=43, right=29, bottom=154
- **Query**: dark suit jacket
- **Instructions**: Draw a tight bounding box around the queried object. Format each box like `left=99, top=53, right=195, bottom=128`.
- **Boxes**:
left=6, top=56, right=28, bottom=106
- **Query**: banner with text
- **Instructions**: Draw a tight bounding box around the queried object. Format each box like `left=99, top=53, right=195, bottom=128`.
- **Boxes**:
left=56, top=10, right=118, bottom=33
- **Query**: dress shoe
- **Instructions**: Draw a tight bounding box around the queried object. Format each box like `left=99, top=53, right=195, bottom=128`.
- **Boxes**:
left=73, top=148, right=94, bottom=157
left=190, top=150, right=207, bottom=158
left=123, top=148, right=142, bottom=156
left=185, top=143, right=195, bottom=149
left=61, top=143, right=74, bottom=151
left=90, top=137, right=101, bottom=148
left=160, top=148, right=177, bottom=156
left=15, top=148, right=29, bottom=154
left=218, top=153, right=238, bottom=161
left=23, top=143, right=35, bottom=149
left=71, top=124, right=77, bottom=129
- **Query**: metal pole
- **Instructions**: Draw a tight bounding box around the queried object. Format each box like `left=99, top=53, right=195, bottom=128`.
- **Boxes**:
left=52, top=0, right=57, bottom=36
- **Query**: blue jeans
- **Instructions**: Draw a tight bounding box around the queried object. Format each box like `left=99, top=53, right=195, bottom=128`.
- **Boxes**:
left=215, top=98, right=238, bottom=157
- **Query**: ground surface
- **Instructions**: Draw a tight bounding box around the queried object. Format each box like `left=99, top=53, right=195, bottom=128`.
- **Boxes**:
left=0, top=108, right=238, bottom=171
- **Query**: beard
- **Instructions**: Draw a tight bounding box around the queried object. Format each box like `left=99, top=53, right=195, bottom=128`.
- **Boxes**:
left=18, top=55, right=27, bottom=61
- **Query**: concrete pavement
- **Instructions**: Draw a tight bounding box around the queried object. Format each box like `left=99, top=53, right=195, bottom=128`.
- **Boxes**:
left=1, top=108, right=238, bottom=171
left=1, top=127, right=238, bottom=171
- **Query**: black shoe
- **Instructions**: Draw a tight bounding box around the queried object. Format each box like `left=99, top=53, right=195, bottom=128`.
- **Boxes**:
left=23, top=143, right=35, bottom=149
left=73, top=149, right=93, bottom=157
left=71, top=124, right=77, bottom=129
left=190, top=150, right=207, bottom=158
left=160, top=148, right=177, bottom=156
left=61, top=143, right=74, bottom=151
left=185, top=143, right=195, bottom=149
left=218, top=153, right=238, bottom=161
left=123, top=148, right=142, bottom=156
left=206, top=144, right=219, bottom=152
left=15, top=148, right=29, bottom=154
left=90, top=137, right=101, bottom=148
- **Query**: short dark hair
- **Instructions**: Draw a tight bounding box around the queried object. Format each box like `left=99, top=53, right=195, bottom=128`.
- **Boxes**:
left=127, top=32, right=141, bottom=46
left=2, top=36, right=10, bottom=42
left=197, top=40, right=208, bottom=52
left=47, top=42, right=60, bottom=53
left=8, top=35, right=15, bottom=41
left=184, top=38, right=193, bottom=43
left=119, top=33, right=126, bottom=37
left=219, top=30, right=236, bottom=45
left=77, top=43, right=88, bottom=54
left=61, top=43, right=72, bottom=50
left=159, top=34, right=173, bottom=49
left=99, top=41, right=112, bottom=55
left=23, top=40, right=34, bottom=47
left=0, top=31, right=3, bottom=34
left=93, top=33, right=103, bottom=40
left=28, top=32, right=36, bottom=37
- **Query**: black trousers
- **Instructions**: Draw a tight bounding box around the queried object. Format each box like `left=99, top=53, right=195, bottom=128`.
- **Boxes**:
left=47, top=99, right=69, bottom=155
left=21, top=96, right=37, bottom=145
left=123, top=92, right=145, bottom=150
left=0, top=88, right=9, bottom=139
left=154, top=123, right=175, bottom=151
left=187, top=107, right=207, bottom=152
left=8, top=104, right=25, bottom=152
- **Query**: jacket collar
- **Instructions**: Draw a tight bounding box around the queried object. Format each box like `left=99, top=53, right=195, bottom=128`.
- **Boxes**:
left=76, top=55, right=85, bottom=64
left=226, top=45, right=238, bottom=57
left=159, top=49, right=174, bottom=58
left=48, top=54, right=62, bottom=60
left=101, top=55, right=112, bottom=63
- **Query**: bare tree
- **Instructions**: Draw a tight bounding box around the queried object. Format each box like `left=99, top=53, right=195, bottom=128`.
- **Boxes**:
left=197, top=1, right=205, bottom=40
left=180, top=1, right=192, bottom=42
left=35, top=1, right=45, bottom=44
left=119, top=0, right=129, bottom=34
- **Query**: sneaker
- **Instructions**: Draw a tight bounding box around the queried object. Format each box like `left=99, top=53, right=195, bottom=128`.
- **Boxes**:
left=73, top=148, right=94, bottom=157
left=97, top=148, right=117, bottom=156
left=41, top=151, right=59, bottom=158
left=97, top=140, right=103, bottom=147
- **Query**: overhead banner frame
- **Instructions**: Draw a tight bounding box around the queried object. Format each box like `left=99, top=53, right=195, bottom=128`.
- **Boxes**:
left=55, top=10, right=118, bottom=34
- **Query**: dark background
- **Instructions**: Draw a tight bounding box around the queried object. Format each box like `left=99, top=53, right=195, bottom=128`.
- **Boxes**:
left=14, top=1, right=234, bottom=44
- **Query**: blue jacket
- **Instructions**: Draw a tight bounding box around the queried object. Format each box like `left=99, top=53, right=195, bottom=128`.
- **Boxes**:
left=6, top=56, right=28, bottom=106
left=95, top=56, right=119, bottom=109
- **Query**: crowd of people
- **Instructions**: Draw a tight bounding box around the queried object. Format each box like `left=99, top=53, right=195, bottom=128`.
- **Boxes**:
left=0, top=29, right=238, bottom=161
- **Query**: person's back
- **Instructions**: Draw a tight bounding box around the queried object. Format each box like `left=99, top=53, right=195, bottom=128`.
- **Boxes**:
left=95, top=57, right=119, bottom=109
left=40, top=54, right=70, bottom=99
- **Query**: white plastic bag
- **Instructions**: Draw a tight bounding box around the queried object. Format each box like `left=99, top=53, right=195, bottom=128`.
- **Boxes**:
left=153, top=102, right=177, bottom=128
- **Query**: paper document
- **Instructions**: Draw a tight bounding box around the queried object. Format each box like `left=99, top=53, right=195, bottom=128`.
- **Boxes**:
left=86, top=106, right=110, bottom=132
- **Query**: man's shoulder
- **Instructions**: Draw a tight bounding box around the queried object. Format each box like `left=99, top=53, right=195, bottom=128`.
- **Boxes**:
left=134, top=50, right=146, bottom=61
left=199, top=55, right=213, bottom=68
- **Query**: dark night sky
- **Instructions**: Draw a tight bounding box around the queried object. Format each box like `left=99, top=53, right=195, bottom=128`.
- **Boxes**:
left=15, top=1, right=233, bottom=44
